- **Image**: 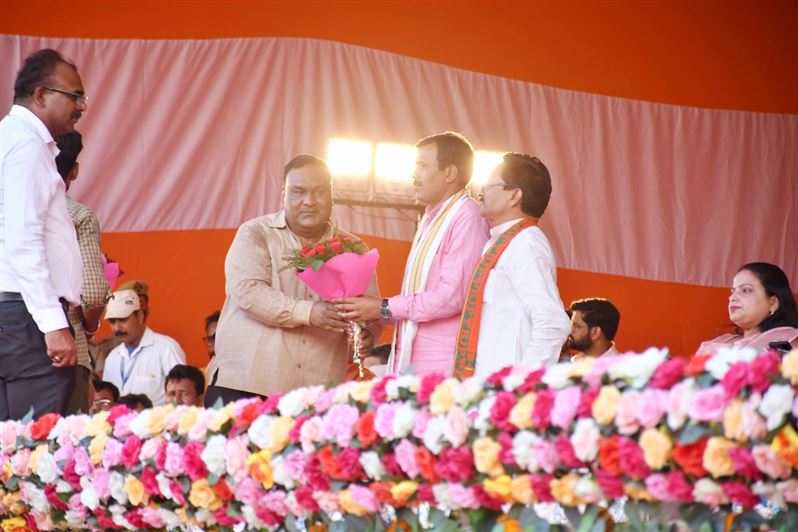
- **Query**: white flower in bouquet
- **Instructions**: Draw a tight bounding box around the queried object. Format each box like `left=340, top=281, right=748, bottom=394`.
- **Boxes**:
left=156, top=473, right=172, bottom=501
left=278, top=388, right=309, bottom=418
left=422, top=416, right=447, bottom=454
left=20, top=481, right=48, bottom=513
left=667, top=378, right=697, bottom=430
left=455, top=377, right=484, bottom=406
left=474, top=395, right=496, bottom=433
left=79, top=476, right=99, bottom=510
left=128, top=409, right=152, bottom=439
left=158, top=508, right=183, bottom=528
left=433, top=484, right=454, bottom=508
left=36, top=450, right=58, bottom=483
left=108, top=471, right=128, bottom=504
left=692, top=478, right=728, bottom=507
left=705, top=346, right=758, bottom=380
left=759, top=384, right=795, bottom=431
left=571, top=418, right=600, bottom=462
left=360, top=451, right=385, bottom=480
left=392, top=403, right=417, bottom=439
left=512, top=430, right=540, bottom=471
left=248, top=414, right=274, bottom=449
left=752, top=481, right=783, bottom=509
left=502, top=366, right=531, bottom=391
left=543, top=362, right=572, bottom=389
left=574, top=476, right=603, bottom=504
left=271, top=455, right=294, bottom=488
left=608, top=347, right=668, bottom=387
left=201, top=434, right=227, bottom=477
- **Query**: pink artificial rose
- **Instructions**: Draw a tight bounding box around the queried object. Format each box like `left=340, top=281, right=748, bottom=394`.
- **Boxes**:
left=54, top=442, right=76, bottom=463
left=748, top=352, right=780, bottom=393
left=282, top=450, right=309, bottom=484
left=447, top=483, right=480, bottom=509
left=741, top=395, right=767, bottom=440
left=72, top=447, right=92, bottom=476
left=299, top=416, right=324, bottom=453
left=322, top=404, right=359, bottom=447
left=618, top=437, right=651, bottom=479
left=139, top=506, right=166, bottom=528
left=417, top=372, right=446, bottom=404
left=550, top=386, right=581, bottom=430
left=636, top=389, right=667, bottom=428
left=335, top=447, right=363, bottom=481
left=370, top=376, right=395, bottom=405
left=417, top=483, right=437, bottom=504
left=615, top=390, right=641, bottom=435
left=262, top=490, right=289, bottom=515
left=188, top=409, right=217, bottom=441
left=350, top=484, right=381, bottom=513
left=444, top=406, right=470, bottom=448
left=164, top=441, right=184, bottom=476
left=101, top=437, right=123, bottom=469
left=435, top=447, right=474, bottom=482
left=532, top=438, right=559, bottom=474
left=58, top=416, right=88, bottom=446
left=120, top=434, right=143, bottom=468
left=752, top=445, right=792, bottom=479
left=112, top=412, right=137, bottom=439
left=374, top=402, right=399, bottom=439
left=665, top=470, right=694, bottom=502
left=314, top=491, right=341, bottom=514
left=10, top=448, right=31, bottom=476
left=235, top=477, right=265, bottom=506
left=182, top=441, right=207, bottom=480
left=530, top=473, right=555, bottom=502
left=139, top=435, right=162, bottom=462
left=490, top=391, right=518, bottom=430
left=781, top=479, right=798, bottom=503
left=226, top=434, right=251, bottom=481
left=412, top=409, right=432, bottom=439
left=395, top=439, right=420, bottom=478
left=517, top=368, right=545, bottom=393
left=727, top=447, right=763, bottom=482
left=645, top=473, right=671, bottom=501
left=140, top=466, right=161, bottom=496
left=531, top=388, right=555, bottom=430
left=577, top=387, right=599, bottom=418
left=294, top=485, right=320, bottom=511
left=687, top=384, right=728, bottom=422
left=312, top=390, right=335, bottom=413
left=648, top=357, right=687, bottom=389
left=722, top=481, right=760, bottom=508
left=486, top=366, right=513, bottom=387
left=721, top=361, right=749, bottom=398
left=595, top=468, right=625, bottom=498
left=67, top=493, right=87, bottom=519
left=554, top=433, right=585, bottom=468
left=262, top=393, right=283, bottom=414
left=92, top=469, right=111, bottom=499
left=583, top=356, right=620, bottom=388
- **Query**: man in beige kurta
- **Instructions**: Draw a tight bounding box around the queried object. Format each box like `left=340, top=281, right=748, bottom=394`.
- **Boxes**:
left=204, top=155, right=381, bottom=404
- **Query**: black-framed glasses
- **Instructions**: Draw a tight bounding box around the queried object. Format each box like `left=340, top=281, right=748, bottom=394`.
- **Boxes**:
left=40, top=86, right=89, bottom=107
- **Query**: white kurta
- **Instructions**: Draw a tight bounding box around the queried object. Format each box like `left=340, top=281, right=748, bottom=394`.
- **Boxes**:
left=474, top=220, right=571, bottom=379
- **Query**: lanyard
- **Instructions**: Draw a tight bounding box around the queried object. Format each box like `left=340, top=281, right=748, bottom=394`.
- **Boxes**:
left=120, top=351, right=142, bottom=387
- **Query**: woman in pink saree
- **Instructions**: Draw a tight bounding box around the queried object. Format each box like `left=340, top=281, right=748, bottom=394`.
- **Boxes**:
left=698, top=262, right=798, bottom=354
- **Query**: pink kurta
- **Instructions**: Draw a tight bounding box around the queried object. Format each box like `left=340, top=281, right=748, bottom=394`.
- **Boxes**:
left=388, top=197, right=490, bottom=376
left=697, top=326, right=798, bottom=354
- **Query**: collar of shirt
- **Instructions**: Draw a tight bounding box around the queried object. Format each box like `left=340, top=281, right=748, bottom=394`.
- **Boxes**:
left=422, top=189, right=467, bottom=229
left=482, top=217, right=526, bottom=255
left=9, top=105, right=59, bottom=157
left=121, top=326, right=154, bottom=357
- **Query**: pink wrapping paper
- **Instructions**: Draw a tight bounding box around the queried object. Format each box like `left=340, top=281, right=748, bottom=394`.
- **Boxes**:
left=297, top=249, right=379, bottom=300
left=102, top=255, right=122, bottom=289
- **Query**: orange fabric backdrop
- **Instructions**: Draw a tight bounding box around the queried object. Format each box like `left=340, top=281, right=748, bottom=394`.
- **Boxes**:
left=3, top=1, right=796, bottom=366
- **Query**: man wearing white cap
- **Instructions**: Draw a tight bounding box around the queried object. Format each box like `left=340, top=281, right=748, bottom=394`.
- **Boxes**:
left=101, top=289, right=185, bottom=406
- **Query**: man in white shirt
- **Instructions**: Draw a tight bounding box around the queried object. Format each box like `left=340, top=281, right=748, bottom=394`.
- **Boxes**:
left=102, top=290, right=186, bottom=406
left=0, top=49, right=88, bottom=420
left=568, top=298, right=621, bottom=361
left=453, top=153, right=570, bottom=379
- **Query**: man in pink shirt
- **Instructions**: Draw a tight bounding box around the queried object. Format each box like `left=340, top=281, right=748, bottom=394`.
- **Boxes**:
left=336, top=132, right=489, bottom=376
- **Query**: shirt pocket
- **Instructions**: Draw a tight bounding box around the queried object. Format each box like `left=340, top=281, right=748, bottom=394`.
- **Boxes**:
left=129, top=374, right=159, bottom=399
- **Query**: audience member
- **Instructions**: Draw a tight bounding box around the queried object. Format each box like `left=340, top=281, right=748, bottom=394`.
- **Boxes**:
left=1, top=49, right=87, bottom=420
left=117, top=393, right=153, bottom=412
left=453, top=153, right=570, bottom=378
left=204, top=310, right=220, bottom=359
left=90, top=279, right=149, bottom=376
left=89, top=380, right=119, bottom=413
left=336, top=132, right=490, bottom=376
left=568, top=298, right=622, bottom=361
left=698, top=262, right=798, bottom=354
left=102, top=289, right=185, bottom=405
left=205, top=154, right=382, bottom=406
left=362, top=344, right=392, bottom=369
left=165, top=364, right=205, bottom=406
left=55, top=131, right=112, bottom=414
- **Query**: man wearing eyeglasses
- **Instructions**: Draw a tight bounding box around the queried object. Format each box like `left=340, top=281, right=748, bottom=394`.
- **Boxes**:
left=0, top=49, right=89, bottom=420
left=452, top=153, right=570, bottom=379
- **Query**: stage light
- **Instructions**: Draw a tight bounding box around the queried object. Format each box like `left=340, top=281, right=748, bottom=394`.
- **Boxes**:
left=375, top=143, right=416, bottom=182
left=327, top=138, right=372, bottom=178
left=471, top=150, right=504, bottom=186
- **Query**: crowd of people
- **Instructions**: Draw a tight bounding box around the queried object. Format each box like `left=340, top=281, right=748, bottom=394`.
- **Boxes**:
left=2, top=49, right=797, bottom=421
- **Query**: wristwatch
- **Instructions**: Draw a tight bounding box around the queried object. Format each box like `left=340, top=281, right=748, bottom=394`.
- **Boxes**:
left=380, top=298, right=392, bottom=320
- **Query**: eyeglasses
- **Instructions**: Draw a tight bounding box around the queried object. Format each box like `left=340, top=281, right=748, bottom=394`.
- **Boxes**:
left=40, top=86, right=89, bottom=107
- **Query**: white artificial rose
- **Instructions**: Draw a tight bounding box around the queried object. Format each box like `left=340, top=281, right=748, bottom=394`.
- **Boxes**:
left=667, top=378, right=697, bottom=430
left=109, top=471, right=128, bottom=504
left=570, top=418, right=600, bottom=462
left=201, top=434, right=227, bottom=477
left=360, top=451, right=385, bottom=480
left=473, top=396, right=495, bottom=433
left=242, top=504, right=264, bottom=528
left=502, top=367, right=529, bottom=392
left=704, top=346, right=758, bottom=380
left=80, top=476, right=99, bottom=510
left=279, top=388, right=310, bottom=418
left=759, top=384, right=795, bottom=431
left=36, top=450, right=57, bottom=483
left=422, top=416, right=446, bottom=454
left=21, top=482, right=48, bottom=513
left=752, top=482, right=783, bottom=509
left=608, top=347, right=668, bottom=387
left=392, top=403, right=417, bottom=439
left=247, top=415, right=274, bottom=449
left=573, top=476, right=603, bottom=504
left=692, top=478, right=728, bottom=507
left=158, top=508, right=182, bottom=528
left=333, top=381, right=357, bottom=404
left=455, top=377, right=484, bottom=406
left=156, top=473, right=172, bottom=501
left=512, top=431, right=540, bottom=471
left=271, top=455, right=294, bottom=488
left=432, top=484, right=453, bottom=508
left=542, top=363, right=572, bottom=390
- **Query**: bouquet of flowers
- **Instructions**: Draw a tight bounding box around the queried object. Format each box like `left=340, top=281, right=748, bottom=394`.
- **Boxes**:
left=284, top=234, right=380, bottom=379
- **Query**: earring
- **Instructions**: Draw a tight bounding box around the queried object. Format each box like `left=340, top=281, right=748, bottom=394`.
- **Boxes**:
left=770, top=308, right=776, bottom=315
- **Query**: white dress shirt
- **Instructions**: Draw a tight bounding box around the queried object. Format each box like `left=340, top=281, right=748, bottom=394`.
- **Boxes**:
left=1, top=105, right=82, bottom=332
left=474, top=219, right=571, bottom=378
left=102, top=327, right=186, bottom=406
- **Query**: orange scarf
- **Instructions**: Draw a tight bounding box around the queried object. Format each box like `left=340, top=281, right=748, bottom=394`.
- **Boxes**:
left=453, top=218, right=538, bottom=378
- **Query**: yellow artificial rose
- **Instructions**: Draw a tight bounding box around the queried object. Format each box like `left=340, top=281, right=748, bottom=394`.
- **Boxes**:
left=509, top=393, right=536, bottom=429
left=351, top=380, right=375, bottom=404
left=511, top=475, right=536, bottom=505
left=2, top=460, right=11, bottom=485
left=337, top=489, right=366, bottom=516
left=772, top=424, right=798, bottom=467
left=624, top=483, right=656, bottom=502
left=124, top=474, right=147, bottom=506
left=88, top=432, right=109, bottom=465
left=483, top=475, right=513, bottom=500
left=390, top=481, right=418, bottom=504
left=209, top=403, right=234, bottom=432
left=782, top=349, right=798, bottom=385
left=177, top=407, right=200, bottom=436
left=145, top=405, right=173, bottom=435
left=188, top=479, right=222, bottom=511
left=472, top=436, right=504, bottom=477
left=2, top=492, right=23, bottom=516
left=550, top=474, right=581, bottom=506
left=592, top=386, right=621, bottom=425
left=28, top=444, right=47, bottom=474
left=1, top=517, right=28, bottom=532
left=429, top=379, right=457, bottom=415
left=269, top=416, right=294, bottom=453
left=639, top=428, right=672, bottom=470
left=569, top=356, right=596, bottom=378
left=85, top=411, right=111, bottom=437
left=703, top=437, right=738, bottom=478
left=723, top=399, right=745, bottom=442
left=247, top=449, right=274, bottom=489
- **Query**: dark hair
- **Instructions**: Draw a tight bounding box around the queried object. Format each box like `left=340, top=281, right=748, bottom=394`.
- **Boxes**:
left=13, top=49, right=77, bottom=103
left=369, top=344, right=392, bottom=365
left=500, top=153, right=552, bottom=217
left=569, top=298, right=621, bottom=341
left=117, top=393, right=153, bottom=410
left=55, top=131, right=83, bottom=180
left=165, top=364, right=206, bottom=396
left=205, top=310, right=221, bottom=331
left=416, top=131, right=474, bottom=187
left=283, top=154, right=331, bottom=183
left=738, top=262, right=798, bottom=331
left=92, top=379, right=120, bottom=402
